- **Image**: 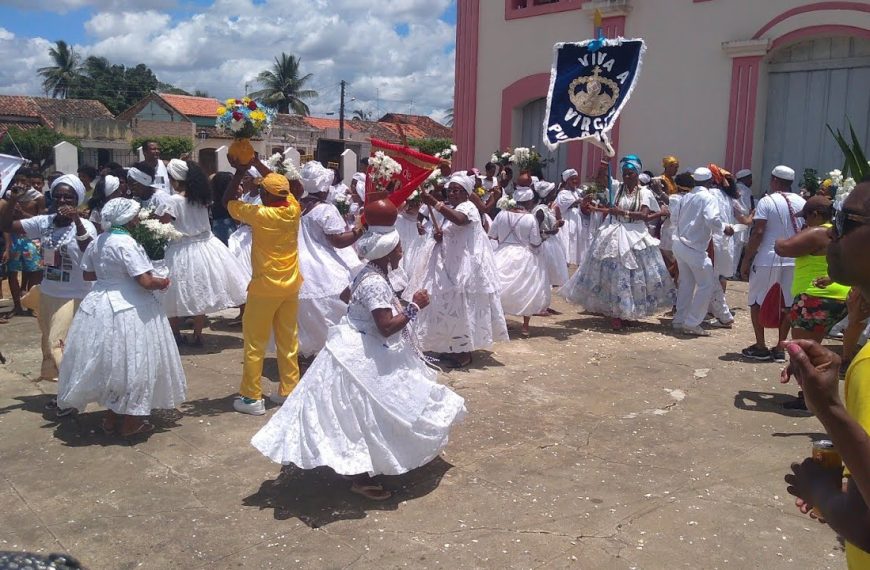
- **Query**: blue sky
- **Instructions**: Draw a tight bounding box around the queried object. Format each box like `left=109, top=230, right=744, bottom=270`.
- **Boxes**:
left=0, top=1, right=458, bottom=119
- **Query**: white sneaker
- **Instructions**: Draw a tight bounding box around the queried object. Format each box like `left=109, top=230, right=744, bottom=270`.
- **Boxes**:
left=707, top=318, right=734, bottom=329
left=681, top=325, right=712, bottom=337
left=233, top=396, right=266, bottom=415
left=268, top=393, right=287, bottom=405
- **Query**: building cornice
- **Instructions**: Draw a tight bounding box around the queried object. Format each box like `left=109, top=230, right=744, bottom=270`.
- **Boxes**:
left=722, top=39, right=771, bottom=58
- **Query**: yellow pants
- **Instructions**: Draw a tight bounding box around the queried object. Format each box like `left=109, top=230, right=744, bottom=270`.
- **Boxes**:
left=37, top=293, right=80, bottom=380
left=240, top=293, right=300, bottom=400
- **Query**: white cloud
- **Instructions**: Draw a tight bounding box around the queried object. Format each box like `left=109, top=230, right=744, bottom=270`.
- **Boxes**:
left=0, top=28, right=53, bottom=95
left=0, top=1, right=456, bottom=121
left=2, top=0, right=176, bottom=13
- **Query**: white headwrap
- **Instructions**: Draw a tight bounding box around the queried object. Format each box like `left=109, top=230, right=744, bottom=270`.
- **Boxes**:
left=513, top=186, right=535, bottom=203
left=300, top=161, right=334, bottom=195
left=352, top=172, right=367, bottom=201
left=534, top=180, right=556, bottom=198
left=127, top=167, right=156, bottom=189
left=50, top=174, right=86, bottom=205
left=100, top=197, right=141, bottom=231
left=167, top=159, right=189, bottom=182
left=562, top=168, right=579, bottom=182
left=356, top=228, right=401, bottom=261
left=246, top=167, right=260, bottom=178
left=638, top=173, right=651, bottom=185
left=445, top=172, right=474, bottom=194
left=735, top=169, right=752, bottom=180
left=103, top=175, right=121, bottom=199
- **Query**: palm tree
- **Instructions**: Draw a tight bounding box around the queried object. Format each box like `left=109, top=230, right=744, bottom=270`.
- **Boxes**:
left=444, top=106, right=454, bottom=127
left=352, top=109, right=372, bottom=121
left=249, top=53, right=318, bottom=115
left=37, top=40, right=82, bottom=99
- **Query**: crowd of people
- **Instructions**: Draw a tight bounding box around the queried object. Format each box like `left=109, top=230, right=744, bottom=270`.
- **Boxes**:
left=1, top=140, right=870, bottom=561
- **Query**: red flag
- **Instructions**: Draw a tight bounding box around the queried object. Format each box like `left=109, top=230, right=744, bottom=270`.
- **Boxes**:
left=365, top=138, right=441, bottom=208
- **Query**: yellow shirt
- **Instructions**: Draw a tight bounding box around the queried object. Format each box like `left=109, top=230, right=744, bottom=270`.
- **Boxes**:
left=228, top=198, right=302, bottom=298
left=844, top=343, right=870, bottom=569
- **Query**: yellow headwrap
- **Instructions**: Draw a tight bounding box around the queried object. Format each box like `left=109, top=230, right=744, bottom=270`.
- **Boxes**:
left=662, top=156, right=679, bottom=168
left=261, top=172, right=290, bottom=197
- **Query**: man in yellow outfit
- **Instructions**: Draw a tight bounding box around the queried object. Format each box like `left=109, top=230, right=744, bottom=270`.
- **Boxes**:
left=224, top=157, right=303, bottom=415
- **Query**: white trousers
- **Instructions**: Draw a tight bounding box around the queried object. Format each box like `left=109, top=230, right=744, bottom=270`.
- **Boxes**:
left=673, top=241, right=732, bottom=328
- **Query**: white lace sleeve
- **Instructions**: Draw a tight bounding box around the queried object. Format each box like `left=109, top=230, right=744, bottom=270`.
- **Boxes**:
left=355, top=275, right=395, bottom=313
left=456, top=200, right=480, bottom=223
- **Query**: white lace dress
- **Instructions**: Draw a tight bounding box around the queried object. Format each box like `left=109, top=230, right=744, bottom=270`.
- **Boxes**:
left=404, top=201, right=509, bottom=354
left=555, top=188, right=584, bottom=265
left=57, top=232, right=187, bottom=415
left=710, top=187, right=739, bottom=279
left=489, top=210, right=552, bottom=316
left=298, top=202, right=363, bottom=357
left=227, top=192, right=262, bottom=279
left=162, top=195, right=249, bottom=317
left=560, top=186, right=675, bottom=319
left=532, top=204, right=569, bottom=287
left=251, top=265, right=467, bottom=476
left=395, top=211, right=428, bottom=279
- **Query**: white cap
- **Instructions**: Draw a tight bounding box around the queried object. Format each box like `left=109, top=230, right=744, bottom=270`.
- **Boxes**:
left=772, top=165, right=795, bottom=181
left=513, top=186, right=535, bottom=203
left=562, top=168, right=579, bottom=182
left=735, top=169, right=752, bottom=180
left=638, top=173, right=651, bottom=185
left=692, top=167, right=713, bottom=182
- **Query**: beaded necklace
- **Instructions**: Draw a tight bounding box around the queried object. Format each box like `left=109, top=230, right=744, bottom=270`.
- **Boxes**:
left=40, top=216, right=76, bottom=251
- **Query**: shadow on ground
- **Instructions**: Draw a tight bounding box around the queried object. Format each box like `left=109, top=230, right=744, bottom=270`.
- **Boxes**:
left=733, top=390, right=813, bottom=417
left=242, top=457, right=453, bottom=528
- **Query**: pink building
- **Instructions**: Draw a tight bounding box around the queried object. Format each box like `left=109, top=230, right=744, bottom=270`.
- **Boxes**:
left=454, top=0, right=870, bottom=188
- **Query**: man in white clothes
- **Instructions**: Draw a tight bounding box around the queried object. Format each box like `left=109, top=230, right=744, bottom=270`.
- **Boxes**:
left=670, top=167, right=735, bottom=336
left=142, top=140, right=172, bottom=195
left=739, top=165, right=805, bottom=362
left=732, top=169, right=754, bottom=277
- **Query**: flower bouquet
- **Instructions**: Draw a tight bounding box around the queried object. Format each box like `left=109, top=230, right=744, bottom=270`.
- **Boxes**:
left=508, top=146, right=547, bottom=173
left=129, top=208, right=183, bottom=261
left=490, top=150, right=512, bottom=167
left=434, top=144, right=458, bottom=162
left=333, top=193, right=352, bottom=217
left=422, top=168, right=444, bottom=191
left=264, top=152, right=301, bottom=181
left=497, top=195, right=517, bottom=211
left=368, top=151, right=403, bottom=192
left=216, top=97, right=276, bottom=164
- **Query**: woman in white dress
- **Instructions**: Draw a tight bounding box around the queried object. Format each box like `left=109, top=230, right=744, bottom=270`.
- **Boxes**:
left=57, top=198, right=186, bottom=437
left=555, top=169, right=585, bottom=265
left=227, top=168, right=263, bottom=280
left=560, top=155, right=675, bottom=330
left=532, top=180, right=569, bottom=289
left=407, top=172, right=509, bottom=368
left=163, top=159, right=249, bottom=345
left=251, top=227, right=466, bottom=500
left=394, top=191, right=428, bottom=281
left=490, top=185, right=551, bottom=337
left=297, top=161, right=364, bottom=357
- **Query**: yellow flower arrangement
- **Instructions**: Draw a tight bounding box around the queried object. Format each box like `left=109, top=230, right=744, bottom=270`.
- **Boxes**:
left=216, top=106, right=227, bottom=116
left=475, top=186, right=486, bottom=197
left=225, top=98, right=236, bottom=107
left=250, top=110, right=266, bottom=123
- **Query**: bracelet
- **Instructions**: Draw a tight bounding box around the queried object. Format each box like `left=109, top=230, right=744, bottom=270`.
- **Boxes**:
left=75, top=232, right=91, bottom=241
left=403, top=302, right=420, bottom=321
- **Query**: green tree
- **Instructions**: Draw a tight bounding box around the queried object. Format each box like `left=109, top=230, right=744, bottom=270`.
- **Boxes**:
left=249, top=53, right=318, bottom=115
left=0, top=127, right=80, bottom=169
left=37, top=40, right=82, bottom=99
left=407, top=137, right=454, bottom=157
left=131, top=136, right=193, bottom=160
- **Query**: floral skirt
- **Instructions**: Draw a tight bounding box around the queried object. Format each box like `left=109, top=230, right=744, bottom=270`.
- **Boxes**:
left=789, top=293, right=848, bottom=334
left=560, top=246, right=675, bottom=320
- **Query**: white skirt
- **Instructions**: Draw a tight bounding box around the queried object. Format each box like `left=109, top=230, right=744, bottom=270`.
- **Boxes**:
left=541, top=237, right=569, bottom=287
left=298, top=295, right=347, bottom=357
left=228, top=225, right=253, bottom=279
left=251, top=321, right=466, bottom=476
left=494, top=244, right=551, bottom=316
left=414, top=289, right=509, bottom=354
left=57, top=292, right=187, bottom=416
left=163, top=234, right=250, bottom=317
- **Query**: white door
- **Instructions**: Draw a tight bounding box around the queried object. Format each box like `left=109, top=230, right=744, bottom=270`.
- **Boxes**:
left=521, top=97, right=567, bottom=182
left=762, top=37, right=870, bottom=191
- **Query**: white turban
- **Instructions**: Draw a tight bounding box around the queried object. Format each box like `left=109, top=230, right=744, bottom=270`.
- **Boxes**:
left=356, top=228, right=401, bottom=261
left=300, top=161, right=334, bottom=195
left=638, top=173, right=651, bottom=185
left=103, top=175, right=121, bottom=199
left=127, top=167, right=156, bottom=188
left=445, top=172, right=474, bottom=194
left=534, top=180, right=556, bottom=198
left=693, top=167, right=713, bottom=182
left=562, top=168, right=578, bottom=182
left=513, top=186, right=535, bottom=203
left=50, top=174, right=86, bottom=205
left=100, top=197, right=141, bottom=231
left=352, top=172, right=367, bottom=201
left=167, top=159, right=189, bottom=182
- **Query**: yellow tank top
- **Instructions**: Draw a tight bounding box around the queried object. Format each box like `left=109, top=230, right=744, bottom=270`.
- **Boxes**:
left=791, top=223, right=850, bottom=300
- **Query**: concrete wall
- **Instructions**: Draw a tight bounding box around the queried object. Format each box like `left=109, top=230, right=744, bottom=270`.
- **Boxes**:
left=129, top=119, right=195, bottom=140
left=468, top=0, right=870, bottom=178
left=56, top=117, right=131, bottom=143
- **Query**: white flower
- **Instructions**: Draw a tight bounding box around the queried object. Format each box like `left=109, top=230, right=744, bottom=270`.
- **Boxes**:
left=141, top=219, right=182, bottom=241
left=334, top=193, right=349, bottom=204
left=501, top=152, right=510, bottom=159
left=284, top=162, right=301, bottom=181
left=367, top=151, right=402, bottom=184
left=829, top=169, right=844, bottom=186
left=450, top=144, right=458, bottom=153
left=230, top=119, right=245, bottom=133
left=408, top=189, right=420, bottom=201
left=490, top=153, right=499, bottom=164
left=497, top=196, right=516, bottom=210
left=138, top=208, right=153, bottom=221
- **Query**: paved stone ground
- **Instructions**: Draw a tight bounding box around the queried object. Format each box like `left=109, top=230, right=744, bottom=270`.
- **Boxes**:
left=0, top=283, right=847, bottom=569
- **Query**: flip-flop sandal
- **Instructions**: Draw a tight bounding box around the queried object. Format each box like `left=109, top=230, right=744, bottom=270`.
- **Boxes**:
left=350, top=483, right=392, bottom=501
left=121, top=421, right=155, bottom=438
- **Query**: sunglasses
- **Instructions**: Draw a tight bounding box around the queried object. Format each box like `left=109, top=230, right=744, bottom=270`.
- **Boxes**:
left=833, top=208, right=870, bottom=237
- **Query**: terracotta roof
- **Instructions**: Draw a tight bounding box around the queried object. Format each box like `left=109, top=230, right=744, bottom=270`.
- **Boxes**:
left=377, top=113, right=452, bottom=139
left=274, top=114, right=321, bottom=131
left=376, top=122, right=428, bottom=140
left=0, top=95, right=113, bottom=128
left=158, top=93, right=222, bottom=118
left=303, top=116, right=358, bottom=133
left=0, top=120, right=41, bottom=132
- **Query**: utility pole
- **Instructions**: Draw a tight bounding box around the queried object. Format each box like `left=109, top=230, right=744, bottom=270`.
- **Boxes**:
left=339, top=80, right=346, bottom=140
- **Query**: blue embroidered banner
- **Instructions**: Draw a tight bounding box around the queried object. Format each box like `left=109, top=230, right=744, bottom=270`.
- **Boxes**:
left=543, top=38, right=646, bottom=154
